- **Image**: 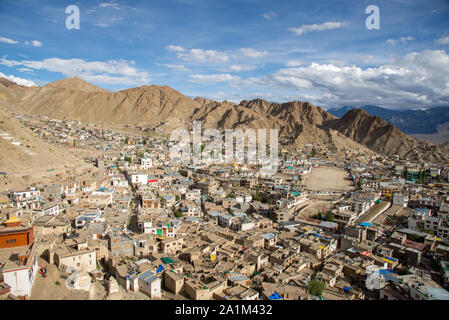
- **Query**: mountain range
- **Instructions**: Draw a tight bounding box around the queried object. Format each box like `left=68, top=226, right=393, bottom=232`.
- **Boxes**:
left=1, top=76, right=448, bottom=164
left=328, top=105, right=449, bottom=144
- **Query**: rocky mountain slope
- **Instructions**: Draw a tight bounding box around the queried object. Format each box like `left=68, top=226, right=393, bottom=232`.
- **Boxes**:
left=325, top=108, right=448, bottom=163
left=0, top=76, right=447, bottom=163
left=328, top=105, right=449, bottom=144
left=0, top=107, right=90, bottom=176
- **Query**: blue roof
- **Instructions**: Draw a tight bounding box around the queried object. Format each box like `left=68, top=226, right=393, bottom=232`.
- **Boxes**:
left=384, top=256, right=397, bottom=262
left=360, top=222, right=372, bottom=227
left=268, top=291, right=283, bottom=300
left=138, top=270, right=155, bottom=282
left=383, top=274, right=400, bottom=283
left=156, top=264, right=164, bottom=273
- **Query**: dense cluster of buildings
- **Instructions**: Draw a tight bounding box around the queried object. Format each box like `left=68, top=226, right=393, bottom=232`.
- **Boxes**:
left=1, top=114, right=449, bottom=300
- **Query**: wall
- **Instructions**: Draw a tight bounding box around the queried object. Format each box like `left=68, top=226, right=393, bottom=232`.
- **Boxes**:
left=0, top=227, right=34, bottom=249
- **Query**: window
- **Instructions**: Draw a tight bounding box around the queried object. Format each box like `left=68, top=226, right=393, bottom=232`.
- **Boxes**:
left=6, top=240, right=9, bottom=244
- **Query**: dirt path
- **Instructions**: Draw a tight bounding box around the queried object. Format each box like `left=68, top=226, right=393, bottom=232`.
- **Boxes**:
left=30, top=258, right=91, bottom=300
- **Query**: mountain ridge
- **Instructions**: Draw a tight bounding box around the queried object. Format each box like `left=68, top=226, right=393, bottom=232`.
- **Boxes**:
left=328, top=105, right=449, bottom=144
left=1, top=76, right=448, bottom=163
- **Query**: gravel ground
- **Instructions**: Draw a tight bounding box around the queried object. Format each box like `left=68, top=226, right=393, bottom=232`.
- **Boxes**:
left=304, top=167, right=355, bottom=192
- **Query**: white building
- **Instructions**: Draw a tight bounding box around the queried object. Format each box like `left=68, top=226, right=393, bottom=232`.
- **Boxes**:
left=138, top=270, right=161, bottom=298
left=54, top=242, right=97, bottom=273
left=0, top=243, right=38, bottom=297
left=75, top=210, right=104, bottom=228
left=10, top=188, right=40, bottom=202
left=40, top=204, right=59, bottom=216
left=10, top=188, right=40, bottom=208
left=393, top=193, right=409, bottom=207
left=186, top=189, right=201, bottom=201
left=130, top=173, right=148, bottom=185
left=140, top=158, right=153, bottom=169
left=235, top=194, right=253, bottom=204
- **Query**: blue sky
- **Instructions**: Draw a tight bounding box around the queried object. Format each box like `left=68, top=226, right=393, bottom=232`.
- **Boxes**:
left=1, top=0, right=449, bottom=109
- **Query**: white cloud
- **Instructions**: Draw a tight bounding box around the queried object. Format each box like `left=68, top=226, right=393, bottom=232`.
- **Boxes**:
left=166, top=45, right=186, bottom=53
left=87, top=1, right=134, bottom=14
left=437, top=36, right=449, bottom=45
left=260, top=12, right=277, bottom=20
left=24, top=40, right=43, bottom=47
left=178, top=48, right=229, bottom=63
left=0, top=72, right=36, bottom=87
left=386, top=39, right=397, bottom=45
left=0, top=36, right=18, bottom=44
left=189, top=73, right=241, bottom=83
left=167, top=46, right=268, bottom=64
left=0, top=57, right=151, bottom=86
left=288, top=21, right=348, bottom=36
left=221, top=64, right=259, bottom=72
left=289, top=21, right=348, bottom=36
left=0, top=57, right=21, bottom=67
left=240, top=48, right=269, bottom=59
left=18, top=68, right=34, bottom=74
left=44, top=17, right=58, bottom=23
left=99, top=2, right=121, bottom=10
left=188, top=74, right=247, bottom=89
left=94, top=23, right=110, bottom=27
left=256, top=50, right=449, bottom=108
left=159, top=63, right=190, bottom=71
left=285, top=59, right=303, bottom=67
left=387, top=36, right=414, bottom=45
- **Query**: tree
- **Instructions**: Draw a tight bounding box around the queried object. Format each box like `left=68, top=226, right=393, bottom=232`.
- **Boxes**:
left=175, top=195, right=180, bottom=201
left=403, top=169, right=409, bottom=180
left=437, top=175, right=442, bottom=183
left=253, top=193, right=262, bottom=202
left=124, top=138, right=129, bottom=145
left=325, top=211, right=334, bottom=222
left=307, top=279, right=325, bottom=297
left=317, top=211, right=323, bottom=220
left=418, top=170, right=426, bottom=184
left=357, top=179, right=362, bottom=190
left=174, top=210, right=183, bottom=218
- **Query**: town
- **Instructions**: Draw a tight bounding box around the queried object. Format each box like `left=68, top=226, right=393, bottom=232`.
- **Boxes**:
left=1, top=110, right=449, bottom=301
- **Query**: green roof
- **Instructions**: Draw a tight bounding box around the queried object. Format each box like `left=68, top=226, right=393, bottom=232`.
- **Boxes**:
left=161, top=257, right=175, bottom=264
